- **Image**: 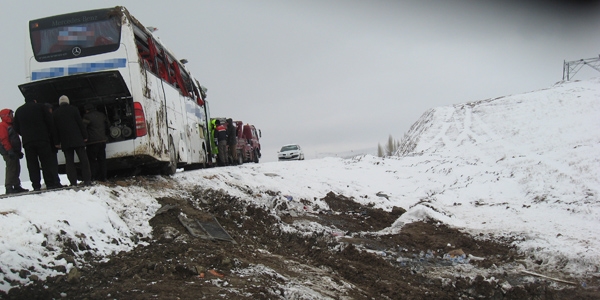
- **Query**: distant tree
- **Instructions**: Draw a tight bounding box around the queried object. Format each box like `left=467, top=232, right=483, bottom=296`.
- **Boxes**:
left=386, top=135, right=396, bottom=156
left=377, top=134, right=400, bottom=157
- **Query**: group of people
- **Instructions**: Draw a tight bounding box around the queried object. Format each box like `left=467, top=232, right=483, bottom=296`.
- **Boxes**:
left=0, top=95, right=109, bottom=194
left=212, top=118, right=238, bottom=166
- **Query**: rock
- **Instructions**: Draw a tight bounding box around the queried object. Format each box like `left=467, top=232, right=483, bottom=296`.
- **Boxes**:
left=52, top=265, right=67, bottom=273
left=195, top=265, right=205, bottom=275
left=155, top=264, right=166, bottom=274
left=221, top=257, right=232, bottom=268
left=391, top=206, right=407, bottom=216
left=448, top=249, right=465, bottom=257
left=66, top=268, right=81, bottom=283
left=376, top=192, right=390, bottom=200
left=161, top=226, right=180, bottom=241
left=18, top=269, right=30, bottom=279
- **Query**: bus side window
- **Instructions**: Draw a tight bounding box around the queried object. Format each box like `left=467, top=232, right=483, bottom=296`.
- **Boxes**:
left=166, top=56, right=177, bottom=85
left=136, top=41, right=156, bottom=74
left=158, top=62, right=169, bottom=82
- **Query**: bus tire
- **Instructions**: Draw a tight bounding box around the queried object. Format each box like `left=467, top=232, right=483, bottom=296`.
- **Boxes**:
left=162, top=139, right=177, bottom=175
left=253, top=149, right=259, bottom=163
left=201, top=147, right=208, bottom=168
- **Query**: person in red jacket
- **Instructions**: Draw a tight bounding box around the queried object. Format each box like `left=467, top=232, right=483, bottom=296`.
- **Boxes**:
left=0, top=109, right=28, bottom=194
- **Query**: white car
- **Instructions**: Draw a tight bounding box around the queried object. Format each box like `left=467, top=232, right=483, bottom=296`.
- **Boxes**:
left=278, top=144, right=305, bottom=161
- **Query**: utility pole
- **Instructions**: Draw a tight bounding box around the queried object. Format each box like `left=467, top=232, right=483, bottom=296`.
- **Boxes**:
left=563, top=55, right=600, bottom=81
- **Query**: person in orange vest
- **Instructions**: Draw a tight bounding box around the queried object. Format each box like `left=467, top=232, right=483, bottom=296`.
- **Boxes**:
left=209, top=119, right=219, bottom=163
left=0, top=109, right=28, bottom=194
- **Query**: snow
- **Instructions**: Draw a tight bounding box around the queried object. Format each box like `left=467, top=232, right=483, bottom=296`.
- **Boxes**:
left=0, top=77, right=598, bottom=292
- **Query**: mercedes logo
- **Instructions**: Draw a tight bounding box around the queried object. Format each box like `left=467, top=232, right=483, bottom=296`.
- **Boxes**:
left=72, top=47, right=82, bottom=56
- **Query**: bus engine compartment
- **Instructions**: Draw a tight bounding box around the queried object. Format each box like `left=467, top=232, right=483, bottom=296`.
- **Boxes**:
left=18, top=70, right=139, bottom=144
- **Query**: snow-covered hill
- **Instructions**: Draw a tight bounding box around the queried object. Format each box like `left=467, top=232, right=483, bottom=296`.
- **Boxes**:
left=394, top=77, right=600, bottom=275
left=0, top=78, right=598, bottom=293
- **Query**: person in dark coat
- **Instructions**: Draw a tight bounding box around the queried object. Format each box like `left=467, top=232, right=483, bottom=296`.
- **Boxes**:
left=0, top=109, right=28, bottom=194
left=52, top=95, right=92, bottom=187
left=215, top=120, right=228, bottom=166
left=82, top=103, right=109, bottom=182
left=13, top=99, right=62, bottom=191
left=226, top=118, right=238, bottom=165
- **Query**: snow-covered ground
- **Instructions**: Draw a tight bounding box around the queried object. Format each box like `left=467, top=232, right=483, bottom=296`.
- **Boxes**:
left=0, top=77, right=598, bottom=292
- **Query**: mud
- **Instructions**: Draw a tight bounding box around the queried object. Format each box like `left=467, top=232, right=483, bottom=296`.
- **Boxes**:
left=2, top=178, right=599, bottom=299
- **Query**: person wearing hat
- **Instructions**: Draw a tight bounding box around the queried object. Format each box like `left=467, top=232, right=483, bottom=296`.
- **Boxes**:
left=0, top=109, right=28, bottom=194
left=52, top=95, right=92, bottom=187
left=215, top=119, right=228, bottom=166
left=13, top=99, right=62, bottom=191
left=82, top=103, right=109, bottom=182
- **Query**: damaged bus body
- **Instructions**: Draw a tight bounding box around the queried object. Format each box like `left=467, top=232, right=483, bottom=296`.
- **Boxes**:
left=18, top=6, right=212, bottom=175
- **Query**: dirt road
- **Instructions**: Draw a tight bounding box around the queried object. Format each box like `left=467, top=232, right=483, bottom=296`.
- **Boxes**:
left=2, top=177, right=598, bottom=299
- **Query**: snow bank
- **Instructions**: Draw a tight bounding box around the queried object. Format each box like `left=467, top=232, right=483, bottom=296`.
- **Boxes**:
left=0, top=77, right=598, bottom=292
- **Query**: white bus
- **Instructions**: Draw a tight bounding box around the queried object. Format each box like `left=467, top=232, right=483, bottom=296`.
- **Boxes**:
left=18, top=6, right=213, bottom=175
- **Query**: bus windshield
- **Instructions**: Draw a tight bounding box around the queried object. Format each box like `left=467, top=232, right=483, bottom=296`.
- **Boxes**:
left=30, top=9, right=121, bottom=62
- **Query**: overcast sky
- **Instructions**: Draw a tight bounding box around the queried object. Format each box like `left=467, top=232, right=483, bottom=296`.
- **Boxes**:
left=1, top=0, right=599, bottom=163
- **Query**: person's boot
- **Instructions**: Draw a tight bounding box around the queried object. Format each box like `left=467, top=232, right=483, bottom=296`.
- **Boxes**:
left=12, top=186, right=29, bottom=193
left=5, top=186, right=15, bottom=195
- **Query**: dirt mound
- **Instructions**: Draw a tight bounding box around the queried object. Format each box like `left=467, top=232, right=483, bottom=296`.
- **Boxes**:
left=3, top=181, right=599, bottom=299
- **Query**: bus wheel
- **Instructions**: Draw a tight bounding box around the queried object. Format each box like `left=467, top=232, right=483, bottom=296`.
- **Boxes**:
left=253, top=149, right=259, bottom=163
left=201, top=148, right=208, bottom=168
left=162, top=140, right=177, bottom=175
